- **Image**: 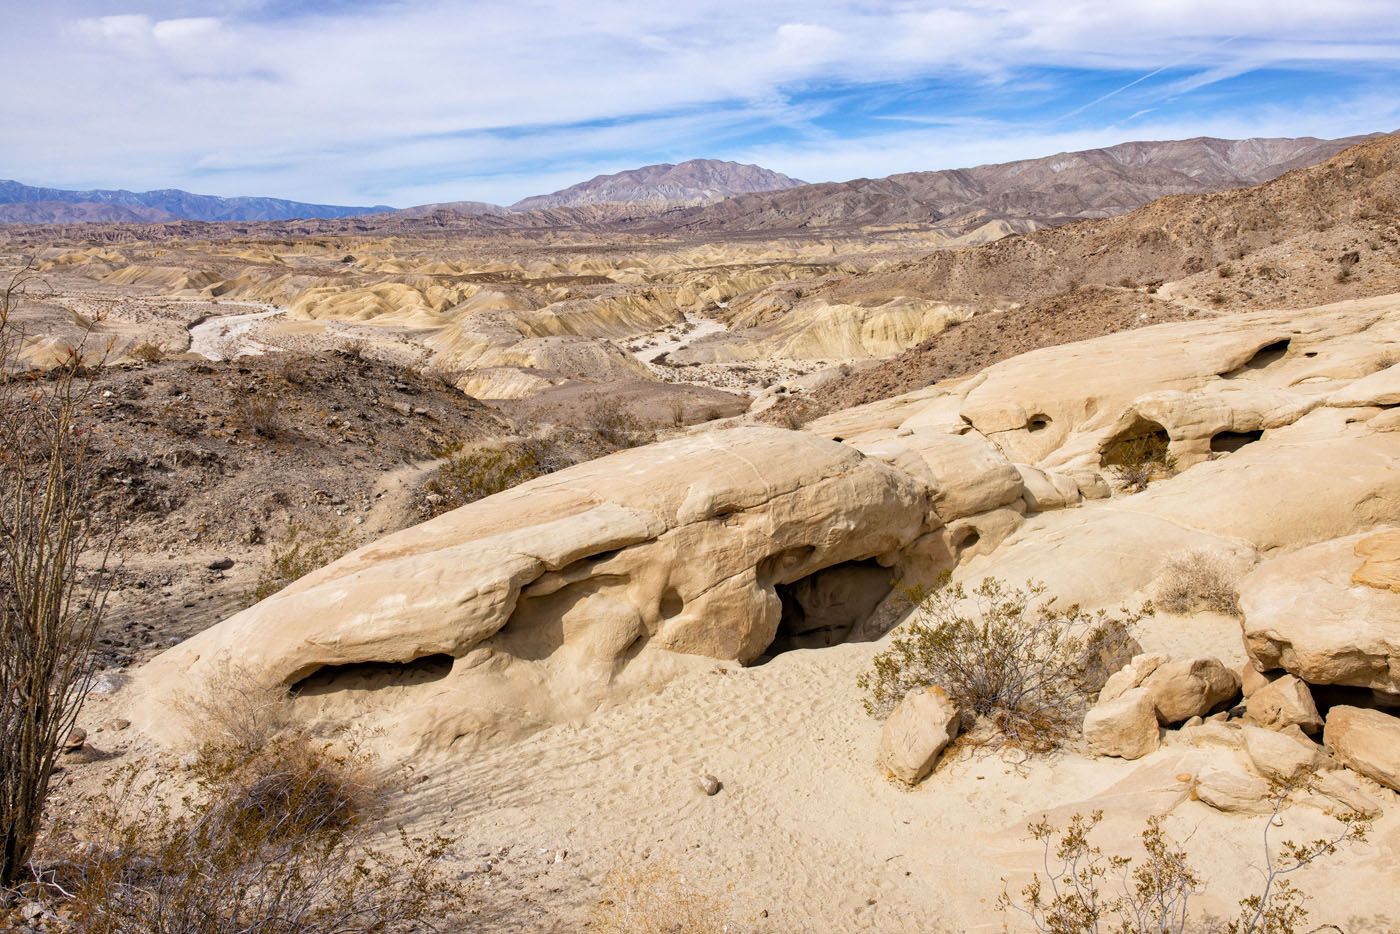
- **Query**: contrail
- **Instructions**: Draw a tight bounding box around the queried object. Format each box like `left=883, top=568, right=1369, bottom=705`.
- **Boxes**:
left=1052, top=34, right=1242, bottom=123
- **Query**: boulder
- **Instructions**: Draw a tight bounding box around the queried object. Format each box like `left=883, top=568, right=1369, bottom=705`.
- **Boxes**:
left=878, top=686, right=961, bottom=785
left=1240, top=534, right=1400, bottom=693
left=1194, top=768, right=1273, bottom=813
left=1239, top=662, right=1275, bottom=698
left=1353, top=529, right=1400, bottom=592
left=1084, top=687, right=1159, bottom=760
left=1311, top=769, right=1384, bottom=818
left=1242, top=725, right=1326, bottom=783
left=1139, top=657, right=1240, bottom=724
left=1324, top=706, right=1400, bottom=791
left=1245, top=674, right=1323, bottom=734
left=1015, top=464, right=1081, bottom=513
left=857, top=430, right=1023, bottom=522
left=1098, top=653, right=1165, bottom=704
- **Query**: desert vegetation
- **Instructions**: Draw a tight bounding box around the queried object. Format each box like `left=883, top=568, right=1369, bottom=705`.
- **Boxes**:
left=859, top=578, right=1150, bottom=752
left=1154, top=550, right=1245, bottom=617
left=1002, top=784, right=1371, bottom=933
left=0, top=259, right=116, bottom=889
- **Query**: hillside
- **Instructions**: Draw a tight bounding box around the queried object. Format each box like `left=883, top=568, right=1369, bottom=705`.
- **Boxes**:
left=648, top=135, right=1374, bottom=233
left=772, top=131, right=1400, bottom=422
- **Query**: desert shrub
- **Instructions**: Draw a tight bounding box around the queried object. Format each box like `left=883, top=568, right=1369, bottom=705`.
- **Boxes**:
left=172, top=658, right=291, bottom=756
left=1154, top=550, right=1243, bottom=617
left=1102, top=430, right=1175, bottom=493
left=127, top=340, right=164, bottom=363
left=0, top=258, right=118, bottom=887
left=22, top=737, right=467, bottom=933
left=588, top=860, right=731, bottom=933
left=423, top=436, right=571, bottom=517
left=1001, top=783, right=1370, bottom=933
left=858, top=578, right=1150, bottom=752
left=233, top=393, right=284, bottom=439
left=253, top=524, right=352, bottom=601
left=579, top=394, right=656, bottom=450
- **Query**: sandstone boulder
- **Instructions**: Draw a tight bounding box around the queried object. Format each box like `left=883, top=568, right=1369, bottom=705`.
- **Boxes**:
left=878, top=686, right=961, bottom=785
left=1245, top=674, right=1323, bottom=734
left=1193, top=767, right=1272, bottom=813
left=1098, top=653, right=1165, bottom=704
left=1240, top=534, right=1400, bottom=693
left=1242, top=725, right=1326, bottom=783
left=1353, top=529, right=1400, bottom=592
left=1084, top=687, right=1159, bottom=760
left=1311, top=769, right=1384, bottom=818
left=1139, top=657, right=1240, bottom=724
left=1324, top=706, right=1400, bottom=792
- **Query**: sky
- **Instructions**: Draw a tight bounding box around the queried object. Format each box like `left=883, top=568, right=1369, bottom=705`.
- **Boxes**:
left=4, top=0, right=1400, bottom=207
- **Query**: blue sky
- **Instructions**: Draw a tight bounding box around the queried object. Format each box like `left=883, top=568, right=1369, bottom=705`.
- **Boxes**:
left=4, top=1, right=1400, bottom=206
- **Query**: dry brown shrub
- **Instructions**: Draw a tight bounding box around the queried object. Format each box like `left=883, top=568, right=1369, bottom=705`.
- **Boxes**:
left=21, top=736, right=467, bottom=933
left=578, top=393, right=656, bottom=450
left=233, top=393, right=284, bottom=439
left=127, top=341, right=164, bottom=363
left=588, top=860, right=731, bottom=933
left=0, top=257, right=118, bottom=887
left=172, top=658, right=290, bottom=755
left=859, top=578, right=1150, bottom=753
left=1102, top=431, right=1176, bottom=493
left=1154, top=550, right=1244, bottom=618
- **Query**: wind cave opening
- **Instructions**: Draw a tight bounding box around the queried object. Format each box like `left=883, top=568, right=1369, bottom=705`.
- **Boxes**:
left=290, top=653, right=456, bottom=697
left=764, top=559, right=895, bottom=658
left=1224, top=339, right=1291, bottom=378
left=1210, top=429, right=1264, bottom=454
left=1100, top=416, right=1171, bottom=470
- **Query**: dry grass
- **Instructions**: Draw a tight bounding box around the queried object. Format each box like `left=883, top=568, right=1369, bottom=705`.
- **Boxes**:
left=1102, top=430, right=1176, bottom=493
left=588, top=860, right=731, bottom=933
left=1154, top=550, right=1245, bottom=618
left=126, top=340, right=164, bottom=363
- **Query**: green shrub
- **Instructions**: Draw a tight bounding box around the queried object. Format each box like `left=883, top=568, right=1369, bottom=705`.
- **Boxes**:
left=423, top=437, right=570, bottom=518
left=858, top=578, right=1150, bottom=752
left=253, top=525, right=351, bottom=601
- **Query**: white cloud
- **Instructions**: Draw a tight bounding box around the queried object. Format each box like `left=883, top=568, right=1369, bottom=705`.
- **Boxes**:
left=5, top=1, right=1399, bottom=204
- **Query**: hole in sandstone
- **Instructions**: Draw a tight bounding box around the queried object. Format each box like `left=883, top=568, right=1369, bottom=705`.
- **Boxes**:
left=831, top=435, right=845, bottom=442
left=659, top=587, right=684, bottom=620
left=1210, top=429, right=1263, bottom=453
left=764, top=559, right=894, bottom=658
left=1027, top=414, right=1051, bottom=433
left=953, top=527, right=981, bottom=555
left=290, top=653, right=455, bottom=697
left=1100, top=416, right=1171, bottom=469
left=1224, top=338, right=1290, bottom=378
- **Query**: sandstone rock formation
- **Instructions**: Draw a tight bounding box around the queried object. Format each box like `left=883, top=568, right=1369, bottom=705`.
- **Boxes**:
left=130, top=293, right=1400, bottom=762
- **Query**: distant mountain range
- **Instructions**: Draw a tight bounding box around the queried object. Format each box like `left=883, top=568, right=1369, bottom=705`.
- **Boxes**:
left=509, top=159, right=804, bottom=212
left=0, top=135, right=1377, bottom=229
left=643, top=135, right=1378, bottom=234
left=0, top=180, right=392, bottom=224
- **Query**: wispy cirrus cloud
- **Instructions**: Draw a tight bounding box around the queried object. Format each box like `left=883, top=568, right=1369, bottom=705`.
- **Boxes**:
left=2, top=0, right=1398, bottom=205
